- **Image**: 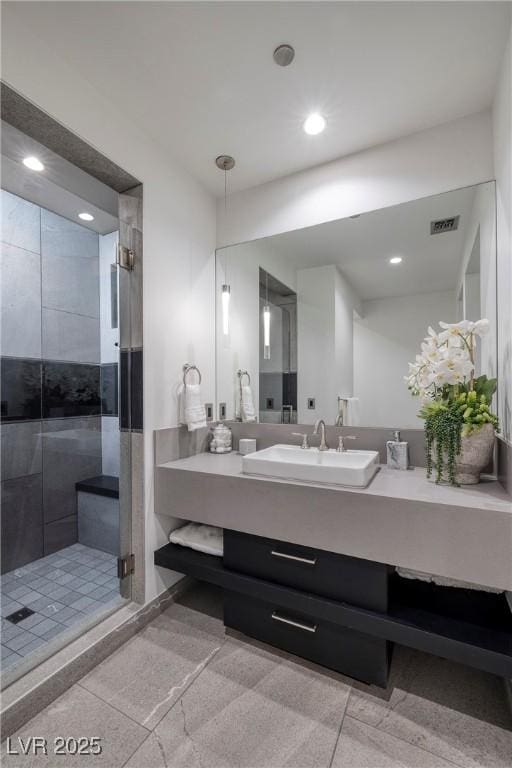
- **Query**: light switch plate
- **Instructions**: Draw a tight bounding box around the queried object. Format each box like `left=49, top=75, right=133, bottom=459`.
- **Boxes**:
left=205, top=403, right=213, bottom=421
left=307, top=398, right=316, bottom=409
left=218, top=402, right=227, bottom=420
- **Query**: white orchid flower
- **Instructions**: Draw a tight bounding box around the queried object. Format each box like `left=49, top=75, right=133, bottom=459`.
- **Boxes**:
left=439, top=320, right=474, bottom=334
left=473, top=318, right=490, bottom=336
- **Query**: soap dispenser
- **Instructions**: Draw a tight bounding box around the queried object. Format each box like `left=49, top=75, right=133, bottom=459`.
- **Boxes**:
left=386, top=430, right=409, bottom=470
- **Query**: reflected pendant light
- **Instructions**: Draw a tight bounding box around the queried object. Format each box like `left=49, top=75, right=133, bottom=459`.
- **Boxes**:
left=216, top=155, right=235, bottom=337
left=221, top=283, right=231, bottom=335
left=263, top=271, right=271, bottom=360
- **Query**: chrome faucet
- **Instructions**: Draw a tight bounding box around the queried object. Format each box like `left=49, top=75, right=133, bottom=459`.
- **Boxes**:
left=313, top=419, right=329, bottom=451
left=337, top=435, right=357, bottom=452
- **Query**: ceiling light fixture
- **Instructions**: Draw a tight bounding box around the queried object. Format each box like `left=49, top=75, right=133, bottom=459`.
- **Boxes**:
left=389, top=256, right=403, bottom=265
left=303, top=113, right=326, bottom=136
left=273, top=44, right=295, bottom=67
left=221, top=284, right=231, bottom=336
left=263, top=271, right=271, bottom=360
left=78, top=212, right=94, bottom=222
left=22, top=156, right=44, bottom=172
left=216, top=155, right=236, bottom=337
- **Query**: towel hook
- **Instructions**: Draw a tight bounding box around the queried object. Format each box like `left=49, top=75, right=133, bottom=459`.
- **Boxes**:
left=183, top=363, right=202, bottom=386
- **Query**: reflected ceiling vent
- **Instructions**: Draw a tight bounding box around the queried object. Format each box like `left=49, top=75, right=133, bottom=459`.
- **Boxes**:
left=430, top=215, right=460, bottom=235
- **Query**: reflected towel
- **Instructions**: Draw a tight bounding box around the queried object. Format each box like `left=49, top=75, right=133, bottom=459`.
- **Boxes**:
left=345, top=397, right=360, bottom=426
left=241, top=384, right=257, bottom=423
left=169, top=523, right=223, bottom=557
left=182, top=383, right=206, bottom=432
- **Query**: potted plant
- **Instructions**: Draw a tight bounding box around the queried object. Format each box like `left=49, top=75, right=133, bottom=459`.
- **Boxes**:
left=405, top=319, right=498, bottom=485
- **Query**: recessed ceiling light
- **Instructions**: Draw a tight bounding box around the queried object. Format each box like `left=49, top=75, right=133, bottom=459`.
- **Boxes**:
left=389, top=256, right=403, bottom=265
left=78, top=212, right=94, bottom=222
left=303, top=113, right=326, bottom=136
left=22, top=156, right=44, bottom=172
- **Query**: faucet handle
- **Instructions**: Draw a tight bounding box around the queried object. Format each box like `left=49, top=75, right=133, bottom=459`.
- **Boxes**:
left=337, top=435, right=357, bottom=452
left=292, top=432, right=309, bottom=449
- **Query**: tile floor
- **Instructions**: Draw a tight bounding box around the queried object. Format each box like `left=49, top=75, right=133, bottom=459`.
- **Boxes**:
left=1, top=544, right=121, bottom=674
left=1, top=582, right=511, bottom=767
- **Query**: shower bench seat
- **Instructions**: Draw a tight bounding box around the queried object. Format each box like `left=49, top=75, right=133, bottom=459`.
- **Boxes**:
left=76, top=475, right=119, bottom=556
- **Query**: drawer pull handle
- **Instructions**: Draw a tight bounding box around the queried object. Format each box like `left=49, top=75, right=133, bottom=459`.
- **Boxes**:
left=271, top=612, right=317, bottom=633
left=270, top=550, right=317, bottom=566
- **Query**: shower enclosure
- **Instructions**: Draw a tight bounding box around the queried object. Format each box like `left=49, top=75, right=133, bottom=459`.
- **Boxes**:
left=0, top=120, right=138, bottom=686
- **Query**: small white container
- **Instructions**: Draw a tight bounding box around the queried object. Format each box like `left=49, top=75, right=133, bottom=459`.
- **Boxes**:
left=239, top=438, right=257, bottom=455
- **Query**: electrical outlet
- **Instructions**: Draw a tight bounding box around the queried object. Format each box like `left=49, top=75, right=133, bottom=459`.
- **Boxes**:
left=266, top=397, right=274, bottom=410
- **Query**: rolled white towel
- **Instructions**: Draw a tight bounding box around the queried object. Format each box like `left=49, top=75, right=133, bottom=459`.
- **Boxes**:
left=241, top=384, right=257, bottom=422
left=182, top=383, right=206, bottom=432
left=396, top=566, right=502, bottom=593
left=169, top=523, right=223, bottom=557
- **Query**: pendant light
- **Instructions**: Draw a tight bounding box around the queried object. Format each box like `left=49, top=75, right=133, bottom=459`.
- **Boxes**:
left=263, top=271, right=271, bottom=360
left=216, top=155, right=235, bottom=337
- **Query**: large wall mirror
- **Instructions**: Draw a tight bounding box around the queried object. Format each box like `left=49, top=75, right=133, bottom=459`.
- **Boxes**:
left=216, top=182, right=497, bottom=429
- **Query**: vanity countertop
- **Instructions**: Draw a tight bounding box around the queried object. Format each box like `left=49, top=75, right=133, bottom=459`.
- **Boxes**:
left=155, top=452, right=512, bottom=591
left=158, top=451, right=511, bottom=513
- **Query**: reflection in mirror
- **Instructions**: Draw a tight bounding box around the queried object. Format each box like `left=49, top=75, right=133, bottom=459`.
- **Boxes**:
left=216, top=182, right=497, bottom=429
left=259, top=269, right=297, bottom=423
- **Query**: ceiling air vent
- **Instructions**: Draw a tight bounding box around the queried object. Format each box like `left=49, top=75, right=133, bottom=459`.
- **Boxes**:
left=430, top=215, right=460, bottom=235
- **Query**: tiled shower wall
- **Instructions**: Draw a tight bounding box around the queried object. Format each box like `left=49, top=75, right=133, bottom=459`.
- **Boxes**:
left=0, top=190, right=118, bottom=573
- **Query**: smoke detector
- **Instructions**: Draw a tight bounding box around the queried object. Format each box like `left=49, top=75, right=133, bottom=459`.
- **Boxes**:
left=430, top=216, right=460, bottom=235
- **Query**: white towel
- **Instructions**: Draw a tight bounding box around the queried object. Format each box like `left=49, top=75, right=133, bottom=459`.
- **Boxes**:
left=169, top=523, right=223, bottom=557
left=241, top=384, right=257, bottom=423
left=182, top=384, right=206, bottom=432
left=345, top=397, right=361, bottom=426
left=396, top=567, right=502, bottom=593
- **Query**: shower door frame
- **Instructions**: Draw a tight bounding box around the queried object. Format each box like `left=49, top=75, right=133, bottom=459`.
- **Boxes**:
left=0, top=83, right=146, bottom=664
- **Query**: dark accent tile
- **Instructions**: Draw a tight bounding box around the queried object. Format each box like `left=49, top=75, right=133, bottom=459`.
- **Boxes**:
left=44, top=515, right=78, bottom=556
left=120, top=350, right=143, bottom=431
left=101, top=363, right=118, bottom=416
left=282, top=372, right=297, bottom=411
left=0, top=358, right=41, bottom=423
left=42, top=361, right=101, bottom=419
left=42, top=417, right=102, bottom=523
left=120, top=350, right=129, bottom=431
left=131, top=349, right=143, bottom=431
left=1, top=474, right=43, bottom=574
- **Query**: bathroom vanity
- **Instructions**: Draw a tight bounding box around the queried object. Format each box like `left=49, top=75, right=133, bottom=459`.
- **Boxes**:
left=154, top=449, right=512, bottom=687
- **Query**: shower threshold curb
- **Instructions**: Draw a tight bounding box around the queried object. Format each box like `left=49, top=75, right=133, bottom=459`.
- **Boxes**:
left=0, top=576, right=193, bottom=740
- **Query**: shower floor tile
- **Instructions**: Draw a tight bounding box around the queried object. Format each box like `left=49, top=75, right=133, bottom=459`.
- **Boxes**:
left=1, top=544, right=122, bottom=678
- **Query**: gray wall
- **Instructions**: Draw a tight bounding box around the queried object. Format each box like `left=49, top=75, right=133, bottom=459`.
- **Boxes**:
left=1, top=190, right=105, bottom=572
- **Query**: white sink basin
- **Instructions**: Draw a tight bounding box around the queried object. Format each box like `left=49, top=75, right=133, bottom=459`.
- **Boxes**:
left=242, top=444, right=380, bottom=488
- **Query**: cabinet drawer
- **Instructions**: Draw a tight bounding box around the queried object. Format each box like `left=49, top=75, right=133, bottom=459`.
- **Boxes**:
left=224, top=530, right=390, bottom=611
left=224, top=591, right=390, bottom=686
